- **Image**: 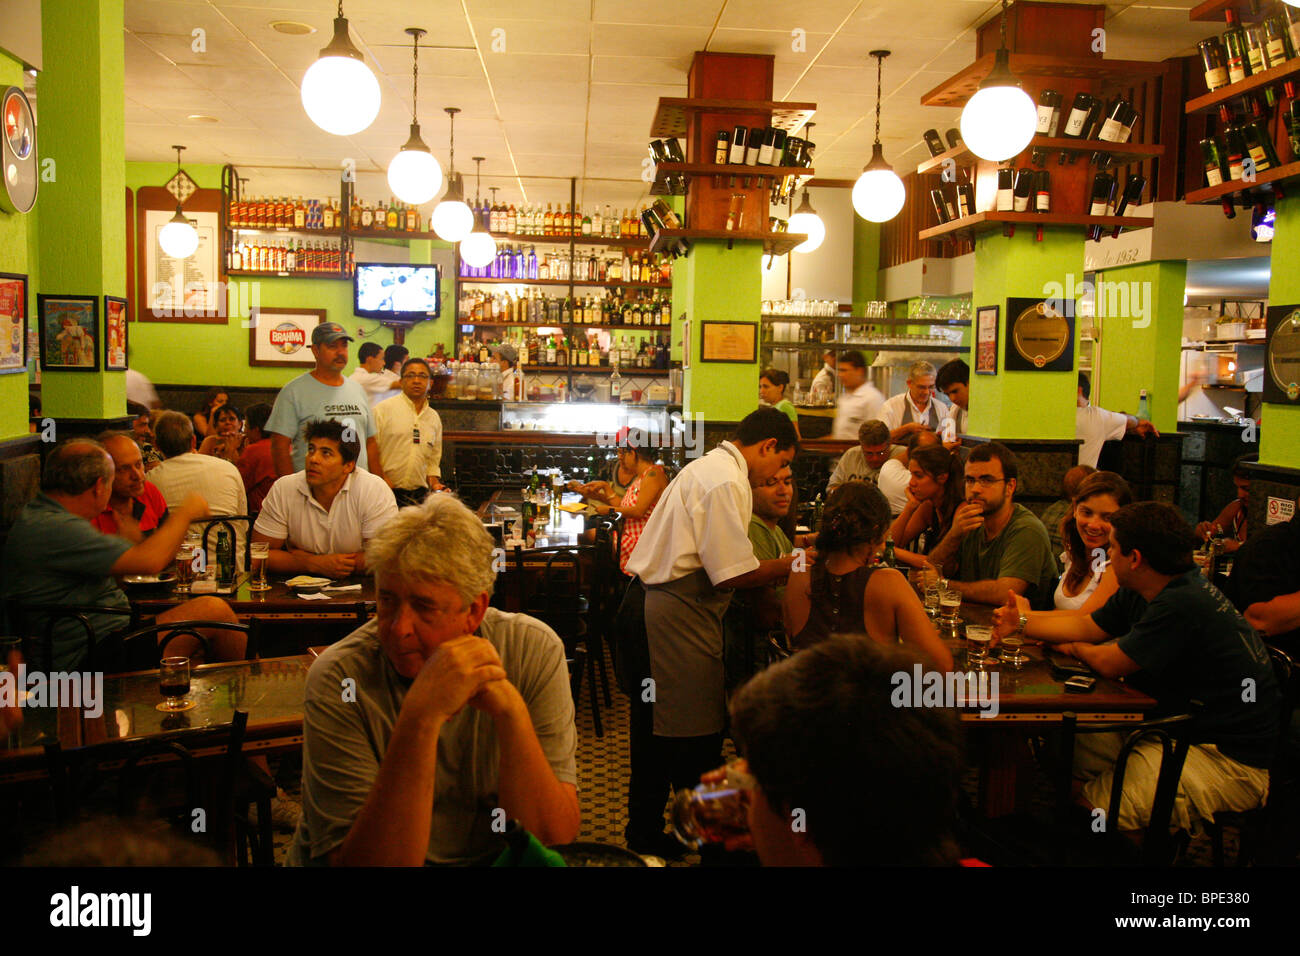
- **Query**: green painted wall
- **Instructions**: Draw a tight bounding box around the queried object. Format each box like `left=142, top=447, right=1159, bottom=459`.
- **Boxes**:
left=1262, top=195, right=1300, bottom=467
left=681, top=240, right=761, bottom=422
left=0, top=51, right=30, bottom=440
left=851, top=216, right=880, bottom=315
left=36, top=0, right=126, bottom=420
left=124, top=164, right=455, bottom=390
left=1094, top=260, right=1185, bottom=433
left=968, top=228, right=1082, bottom=440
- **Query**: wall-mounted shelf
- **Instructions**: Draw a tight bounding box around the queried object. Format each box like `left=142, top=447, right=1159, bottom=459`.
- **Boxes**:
left=918, top=211, right=1152, bottom=242
left=348, top=228, right=438, bottom=241
left=519, top=366, right=673, bottom=376
left=459, top=276, right=671, bottom=290
left=1189, top=0, right=1266, bottom=22
left=761, top=314, right=970, bottom=327
left=226, top=269, right=350, bottom=281
left=763, top=341, right=966, bottom=354
left=648, top=227, right=806, bottom=257
left=1183, top=160, right=1300, bottom=206
left=231, top=226, right=343, bottom=237
left=487, top=231, right=648, bottom=248
left=916, top=137, right=1162, bottom=176
left=649, top=97, right=815, bottom=137
left=650, top=162, right=814, bottom=196
left=1185, top=57, right=1300, bottom=115
left=921, top=54, right=1166, bottom=108
left=459, top=321, right=671, bottom=331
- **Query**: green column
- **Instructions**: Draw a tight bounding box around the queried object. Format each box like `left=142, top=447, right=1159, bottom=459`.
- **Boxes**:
left=1261, top=195, right=1300, bottom=467
left=967, top=228, right=1082, bottom=439
left=1093, top=260, right=1186, bottom=433
left=36, top=0, right=126, bottom=420
left=851, top=216, right=880, bottom=317
left=678, top=240, right=762, bottom=422
left=0, top=50, right=31, bottom=440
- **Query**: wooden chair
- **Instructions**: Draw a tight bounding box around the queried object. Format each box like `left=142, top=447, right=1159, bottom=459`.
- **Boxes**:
left=111, top=619, right=259, bottom=673
left=7, top=601, right=137, bottom=672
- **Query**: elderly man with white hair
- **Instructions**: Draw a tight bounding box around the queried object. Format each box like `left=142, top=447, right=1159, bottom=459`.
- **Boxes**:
left=289, top=494, right=580, bottom=866
left=880, top=360, right=947, bottom=443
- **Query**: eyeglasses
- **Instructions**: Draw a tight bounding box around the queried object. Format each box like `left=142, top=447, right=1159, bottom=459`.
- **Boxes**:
left=401, top=373, right=430, bottom=381
left=963, top=476, right=1006, bottom=487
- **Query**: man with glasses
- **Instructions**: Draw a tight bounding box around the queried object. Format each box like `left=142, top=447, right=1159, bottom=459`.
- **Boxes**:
left=927, top=442, right=1057, bottom=609
left=373, top=357, right=445, bottom=508
left=880, top=361, right=946, bottom=443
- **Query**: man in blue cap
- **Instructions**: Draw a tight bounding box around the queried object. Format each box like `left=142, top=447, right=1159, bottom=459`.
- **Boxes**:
left=267, top=322, right=385, bottom=480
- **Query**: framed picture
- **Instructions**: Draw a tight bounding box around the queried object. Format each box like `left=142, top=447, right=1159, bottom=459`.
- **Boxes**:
left=37, top=294, right=99, bottom=371
left=0, top=272, right=27, bottom=374
left=1264, top=304, right=1300, bottom=404
left=133, top=185, right=226, bottom=325
left=700, top=320, right=757, bottom=363
left=1003, top=296, right=1075, bottom=373
left=974, top=304, right=999, bottom=375
left=248, top=307, right=326, bottom=368
left=104, top=296, right=128, bottom=370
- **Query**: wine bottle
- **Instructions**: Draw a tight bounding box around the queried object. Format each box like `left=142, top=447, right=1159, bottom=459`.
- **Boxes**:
left=1285, top=81, right=1300, bottom=159
left=729, top=126, right=747, bottom=164
left=715, top=130, right=730, bottom=164
left=1059, top=93, right=1093, bottom=164
left=1199, top=37, right=1230, bottom=92
left=930, top=188, right=952, bottom=224
left=995, top=168, right=1015, bottom=211
left=1201, top=137, right=1229, bottom=187
left=944, top=128, right=963, bottom=150
left=1036, top=89, right=1062, bottom=135
left=1109, top=173, right=1147, bottom=238
left=1284, top=6, right=1300, bottom=61
left=1087, top=171, right=1116, bottom=240
left=922, top=128, right=946, bottom=157
left=1224, top=8, right=1251, bottom=85
left=1091, top=97, right=1131, bottom=164
left=1224, top=125, right=1247, bottom=180
left=757, top=126, right=776, bottom=165
left=1245, top=23, right=1270, bottom=75
left=1035, top=170, right=1052, bottom=213
left=1243, top=119, right=1280, bottom=172
left=744, top=128, right=762, bottom=165
left=955, top=181, right=975, bottom=219
left=1013, top=168, right=1034, bottom=211
left=770, top=129, right=788, bottom=166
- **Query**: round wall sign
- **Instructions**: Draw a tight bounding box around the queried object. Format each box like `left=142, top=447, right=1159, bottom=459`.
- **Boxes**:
left=1012, top=301, right=1070, bottom=367
left=1267, top=308, right=1300, bottom=401
left=0, top=87, right=37, bottom=214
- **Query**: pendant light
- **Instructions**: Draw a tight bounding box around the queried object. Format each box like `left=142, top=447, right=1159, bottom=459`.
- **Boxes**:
left=387, top=28, right=443, bottom=205
left=460, top=157, right=498, bottom=268
left=959, top=0, right=1038, bottom=161
left=788, top=188, right=826, bottom=254
left=431, top=107, right=473, bottom=242
left=301, top=1, right=381, bottom=136
left=158, top=146, right=199, bottom=260
left=852, top=51, right=906, bottom=224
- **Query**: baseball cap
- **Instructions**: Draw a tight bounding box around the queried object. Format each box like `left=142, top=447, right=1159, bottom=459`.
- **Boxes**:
left=311, top=322, right=353, bottom=345
left=492, top=343, right=519, bottom=364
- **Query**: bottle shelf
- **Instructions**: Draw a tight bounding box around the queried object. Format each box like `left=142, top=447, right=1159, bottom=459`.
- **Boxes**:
left=1185, top=57, right=1300, bottom=115
left=1183, top=160, right=1300, bottom=205
left=764, top=341, right=966, bottom=354
left=917, top=211, right=1152, bottom=242
left=1189, top=0, right=1268, bottom=24
left=649, top=98, right=816, bottom=138
left=457, top=320, right=672, bottom=331
left=519, top=365, right=673, bottom=376
left=921, top=54, right=1166, bottom=109
left=649, top=162, right=815, bottom=196
left=458, top=276, right=671, bottom=290
left=487, top=231, right=649, bottom=248
left=231, top=226, right=343, bottom=237
left=761, top=315, right=970, bottom=327
left=347, top=227, right=438, bottom=240
left=226, top=269, right=352, bottom=281
left=647, top=227, right=807, bottom=257
left=916, top=137, right=1162, bottom=176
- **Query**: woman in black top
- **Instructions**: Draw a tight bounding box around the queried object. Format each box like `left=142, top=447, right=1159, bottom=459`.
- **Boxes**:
left=889, top=445, right=964, bottom=569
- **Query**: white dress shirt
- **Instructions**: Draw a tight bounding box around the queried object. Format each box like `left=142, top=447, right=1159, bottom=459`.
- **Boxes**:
left=832, top=381, right=885, bottom=440
left=624, top=441, right=759, bottom=587
left=809, top=364, right=835, bottom=402
left=349, top=367, right=401, bottom=406
left=373, top=394, right=443, bottom=488
left=1076, top=403, right=1130, bottom=469
left=254, top=470, right=398, bottom=556
left=877, top=458, right=912, bottom=516
left=880, top=392, right=946, bottom=432
left=150, top=452, right=249, bottom=570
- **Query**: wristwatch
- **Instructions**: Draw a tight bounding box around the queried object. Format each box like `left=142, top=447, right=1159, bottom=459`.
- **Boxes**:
left=1016, top=614, right=1028, bottom=636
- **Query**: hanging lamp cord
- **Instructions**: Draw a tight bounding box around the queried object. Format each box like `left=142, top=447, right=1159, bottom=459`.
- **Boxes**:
left=337, top=1, right=344, bottom=18
left=411, top=34, right=419, bottom=121
left=1000, top=0, right=1009, bottom=50
left=873, top=55, right=883, bottom=147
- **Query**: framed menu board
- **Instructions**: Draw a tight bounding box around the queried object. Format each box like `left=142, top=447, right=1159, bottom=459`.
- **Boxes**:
left=974, top=305, right=998, bottom=375
left=700, top=320, right=757, bottom=363
left=1004, top=296, right=1074, bottom=373
left=134, top=185, right=226, bottom=325
left=0, top=272, right=26, bottom=374
left=1264, top=304, right=1300, bottom=404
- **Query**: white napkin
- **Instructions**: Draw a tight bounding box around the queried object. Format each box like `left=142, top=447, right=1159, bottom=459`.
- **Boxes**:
left=324, top=584, right=363, bottom=591
left=297, top=592, right=331, bottom=601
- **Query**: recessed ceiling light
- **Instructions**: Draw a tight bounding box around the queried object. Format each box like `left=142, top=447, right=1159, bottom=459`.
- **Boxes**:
left=270, top=20, right=316, bottom=36
left=187, top=114, right=219, bottom=123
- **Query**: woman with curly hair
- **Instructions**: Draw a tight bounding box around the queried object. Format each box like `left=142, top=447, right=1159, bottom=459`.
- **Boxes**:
left=1054, top=470, right=1131, bottom=611
left=888, top=444, right=965, bottom=569
left=192, top=387, right=229, bottom=439
left=784, top=482, right=952, bottom=670
left=198, top=403, right=245, bottom=464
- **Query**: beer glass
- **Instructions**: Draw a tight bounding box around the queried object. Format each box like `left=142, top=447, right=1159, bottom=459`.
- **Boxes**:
left=1000, top=634, right=1029, bottom=668
left=158, top=656, right=191, bottom=711
left=249, top=541, right=271, bottom=592
left=966, top=625, right=992, bottom=666
left=940, top=586, right=962, bottom=624
left=670, top=762, right=756, bottom=850
left=924, top=584, right=941, bottom=618
left=174, top=541, right=195, bottom=593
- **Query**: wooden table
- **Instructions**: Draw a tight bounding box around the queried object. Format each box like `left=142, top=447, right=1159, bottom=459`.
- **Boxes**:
left=947, top=602, right=1156, bottom=817
left=0, top=655, right=311, bottom=785
left=477, top=489, right=592, bottom=549
left=130, top=574, right=376, bottom=624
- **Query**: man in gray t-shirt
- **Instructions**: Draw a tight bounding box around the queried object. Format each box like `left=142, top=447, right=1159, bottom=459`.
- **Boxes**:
left=289, top=494, right=579, bottom=866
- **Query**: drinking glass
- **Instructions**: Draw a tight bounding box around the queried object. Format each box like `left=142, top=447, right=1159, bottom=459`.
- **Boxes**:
left=966, top=626, right=992, bottom=666
left=924, top=585, right=941, bottom=618
left=174, top=542, right=195, bottom=593
left=249, top=541, right=271, bottom=592
left=940, top=587, right=962, bottom=624
left=158, top=656, right=191, bottom=711
left=1000, top=634, right=1029, bottom=668
left=670, top=762, right=755, bottom=850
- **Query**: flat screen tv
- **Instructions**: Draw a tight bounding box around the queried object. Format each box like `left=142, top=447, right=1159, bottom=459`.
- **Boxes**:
left=354, top=262, right=441, bottom=322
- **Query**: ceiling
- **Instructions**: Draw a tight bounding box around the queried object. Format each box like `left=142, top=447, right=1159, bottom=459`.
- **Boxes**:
left=121, top=0, right=1216, bottom=208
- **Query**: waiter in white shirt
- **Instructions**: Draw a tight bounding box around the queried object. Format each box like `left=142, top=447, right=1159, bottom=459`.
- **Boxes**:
left=809, top=350, right=837, bottom=403
left=493, top=343, right=523, bottom=401
left=880, top=360, right=946, bottom=443
left=348, top=342, right=401, bottom=407
left=373, top=357, right=445, bottom=508
left=617, top=407, right=801, bottom=857
left=831, top=350, right=885, bottom=441
left=1076, top=372, right=1157, bottom=469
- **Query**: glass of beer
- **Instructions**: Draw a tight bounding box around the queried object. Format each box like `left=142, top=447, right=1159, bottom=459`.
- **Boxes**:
left=174, top=541, right=195, bottom=593
left=670, top=762, right=756, bottom=851
left=249, top=541, right=271, bottom=592
left=159, top=656, right=191, bottom=711
left=1000, top=634, right=1029, bottom=668
left=940, top=586, right=962, bottom=624
left=966, top=625, right=992, bottom=667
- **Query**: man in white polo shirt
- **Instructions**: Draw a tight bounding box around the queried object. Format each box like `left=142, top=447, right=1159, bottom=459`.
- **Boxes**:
left=253, top=419, right=397, bottom=578
left=880, top=360, right=946, bottom=443
left=831, top=350, right=885, bottom=440
left=1076, top=372, right=1158, bottom=469
left=618, top=407, right=801, bottom=858
left=373, top=357, right=445, bottom=508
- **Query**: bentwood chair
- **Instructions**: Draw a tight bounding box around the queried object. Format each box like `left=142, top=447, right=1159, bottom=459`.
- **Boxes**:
left=1205, top=645, right=1300, bottom=866
left=1054, top=710, right=1196, bottom=866
left=6, top=601, right=138, bottom=673
left=111, top=619, right=259, bottom=673
left=43, top=710, right=257, bottom=865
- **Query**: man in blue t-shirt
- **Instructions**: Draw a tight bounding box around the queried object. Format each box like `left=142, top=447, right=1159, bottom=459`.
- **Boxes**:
left=994, top=501, right=1279, bottom=832
left=266, top=322, right=383, bottom=479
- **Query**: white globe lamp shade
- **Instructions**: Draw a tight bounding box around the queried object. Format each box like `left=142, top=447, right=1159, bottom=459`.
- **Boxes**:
left=432, top=199, right=474, bottom=243
left=300, top=15, right=381, bottom=136
left=959, top=50, right=1037, bottom=162
left=387, top=125, right=443, bottom=205
left=851, top=145, right=906, bottom=223
left=460, top=230, right=497, bottom=268
left=159, top=212, right=199, bottom=259
left=788, top=193, right=826, bottom=253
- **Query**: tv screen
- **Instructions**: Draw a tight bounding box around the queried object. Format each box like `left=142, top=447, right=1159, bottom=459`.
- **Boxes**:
left=354, top=263, right=441, bottom=321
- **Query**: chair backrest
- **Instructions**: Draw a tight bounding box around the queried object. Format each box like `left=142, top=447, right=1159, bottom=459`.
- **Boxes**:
left=113, top=619, right=253, bottom=672
left=8, top=602, right=136, bottom=673
left=199, top=514, right=253, bottom=573
left=1266, top=644, right=1299, bottom=777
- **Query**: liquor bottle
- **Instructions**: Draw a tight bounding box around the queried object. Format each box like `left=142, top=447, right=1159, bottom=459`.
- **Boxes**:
left=1035, top=170, right=1052, bottom=213
left=294, top=197, right=306, bottom=229
left=1137, top=389, right=1150, bottom=420
left=1224, top=9, right=1251, bottom=85
left=1013, top=168, right=1034, bottom=211
left=544, top=203, right=554, bottom=236
left=1201, top=137, right=1229, bottom=187
left=715, top=130, right=730, bottom=164
left=922, top=129, right=946, bottom=157
left=376, top=200, right=389, bottom=231
left=323, top=200, right=336, bottom=230
left=995, top=168, right=1015, bottom=211
left=582, top=210, right=592, bottom=236
left=1285, top=82, right=1300, bottom=158
left=1242, top=119, right=1280, bottom=172
left=503, top=203, right=514, bottom=234
left=604, top=203, right=615, bottom=237
left=1199, top=37, right=1230, bottom=91
left=406, top=203, right=418, bottom=232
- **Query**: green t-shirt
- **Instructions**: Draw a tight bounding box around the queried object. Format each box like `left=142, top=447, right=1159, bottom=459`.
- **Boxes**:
left=747, top=514, right=793, bottom=561
left=957, top=503, right=1059, bottom=610
left=773, top=399, right=799, bottom=426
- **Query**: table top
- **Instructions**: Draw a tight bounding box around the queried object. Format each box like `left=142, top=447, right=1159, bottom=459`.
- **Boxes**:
left=478, top=490, right=592, bottom=550
left=2, top=655, right=312, bottom=775
left=129, top=573, right=376, bottom=617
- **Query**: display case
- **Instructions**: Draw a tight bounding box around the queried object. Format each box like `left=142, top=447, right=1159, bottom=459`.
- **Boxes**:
left=501, top=401, right=686, bottom=436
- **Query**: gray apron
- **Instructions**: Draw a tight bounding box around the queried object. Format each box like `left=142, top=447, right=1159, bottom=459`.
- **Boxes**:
left=644, top=569, right=733, bottom=737
left=902, top=398, right=942, bottom=431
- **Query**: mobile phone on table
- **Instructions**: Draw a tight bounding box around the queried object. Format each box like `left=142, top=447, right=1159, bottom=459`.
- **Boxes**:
left=1064, top=675, right=1097, bottom=693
